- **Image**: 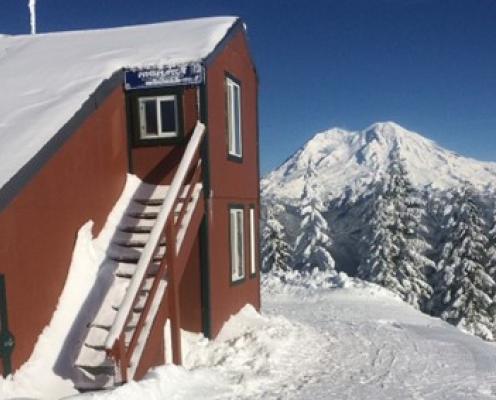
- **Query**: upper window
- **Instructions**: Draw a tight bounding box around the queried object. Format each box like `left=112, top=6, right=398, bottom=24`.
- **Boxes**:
left=138, top=95, right=179, bottom=139
left=226, top=77, right=242, bottom=158
left=230, top=207, right=245, bottom=282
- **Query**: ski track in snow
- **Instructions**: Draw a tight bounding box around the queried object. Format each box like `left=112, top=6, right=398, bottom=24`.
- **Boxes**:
left=263, top=285, right=496, bottom=399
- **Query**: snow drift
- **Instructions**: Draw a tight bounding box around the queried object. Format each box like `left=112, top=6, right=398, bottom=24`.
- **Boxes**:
left=0, top=175, right=142, bottom=399
left=0, top=175, right=322, bottom=400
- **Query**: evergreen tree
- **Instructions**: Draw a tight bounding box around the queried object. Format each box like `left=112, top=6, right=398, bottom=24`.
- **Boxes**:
left=294, top=162, right=336, bottom=272
left=487, top=208, right=496, bottom=279
left=357, top=188, right=399, bottom=286
left=358, top=155, right=434, bottom=308
left=261, top=206, right=292, bottom=273
left=431, top=185, right=495, bottom=340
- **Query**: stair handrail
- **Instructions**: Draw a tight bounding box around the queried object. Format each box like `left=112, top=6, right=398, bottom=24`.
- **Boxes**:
left=104, top=121, right=206, bottom=351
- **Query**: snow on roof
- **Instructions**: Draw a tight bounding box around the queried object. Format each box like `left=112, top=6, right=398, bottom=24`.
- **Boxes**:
left=0, top=16, right=238, bottom=192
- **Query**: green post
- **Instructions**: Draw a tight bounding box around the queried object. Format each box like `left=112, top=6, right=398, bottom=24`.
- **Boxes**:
left=0, top=275, right=15, bottom=377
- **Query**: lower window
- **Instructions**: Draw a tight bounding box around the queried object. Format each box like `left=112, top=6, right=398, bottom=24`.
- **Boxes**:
left=229, top=207, right=245, bottom=282
left=249, top=207, right=257, bottom=276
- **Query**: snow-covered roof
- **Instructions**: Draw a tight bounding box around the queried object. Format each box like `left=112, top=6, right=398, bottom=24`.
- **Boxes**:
left=0, top=16, right=238, bottom=192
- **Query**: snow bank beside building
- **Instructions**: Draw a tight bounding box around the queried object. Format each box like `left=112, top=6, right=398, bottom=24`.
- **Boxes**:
left=0, top=174, right=324, bottom=399
left=0, top=175, right=141, bottom=399
left=4, top=260, right=496, bottom=399
left=70, top=305, right=323, bottom=400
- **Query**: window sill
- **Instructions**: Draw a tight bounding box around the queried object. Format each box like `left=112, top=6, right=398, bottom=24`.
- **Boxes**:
left=227, top=153, right=243, bottom=163
left=132, top=135, right=186, bottom=147
left=230, top=276, right=246, bottom=287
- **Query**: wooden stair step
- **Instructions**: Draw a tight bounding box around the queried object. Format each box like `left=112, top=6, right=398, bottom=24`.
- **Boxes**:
left=107, top=244, right=166, bottom=263
left=134, top=198, right=164, bottom=206
left=125, top=203, right=162, bottom=219
left=90, top=276, right=153, bottom=327
left=84, top=326, right=133, bottom=350
left=118, top=216, right=156, bottom=233
left=133, top=184, right=195, bottom=206
left=115, top=262, right=160, bottom=278
left=133, top=184, right=170, bottom=203
left=112, top=292, right=148, bottom=312
left=92, top=308, right=141, bottom=330
left=112, top=232, right=164, bottom=247
left=74, top=373, right=115, bottom=391
left=76, top=346, right=114, bottom=369
left=126, top=205, right=185, bottom=219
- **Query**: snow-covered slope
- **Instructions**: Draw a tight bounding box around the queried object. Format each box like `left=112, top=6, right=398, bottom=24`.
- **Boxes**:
left=6, top=271, right=496, bottom=399
left=262, top=122, right=496, bottom=202
left=0, top=16, right=237, bottom=190
left=264, top=274, right=496, bottom=400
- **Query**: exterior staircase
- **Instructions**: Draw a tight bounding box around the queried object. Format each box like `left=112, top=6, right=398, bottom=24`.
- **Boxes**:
left=74, top=122, right=206, bottom=390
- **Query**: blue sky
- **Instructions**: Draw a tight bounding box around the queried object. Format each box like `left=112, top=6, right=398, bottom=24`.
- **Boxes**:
left=1, top=0, right=495, bottom=174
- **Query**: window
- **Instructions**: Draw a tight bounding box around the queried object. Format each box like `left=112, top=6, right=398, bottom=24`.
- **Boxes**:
left=229, top=207, right=245, bottom=282
left=138, top=95, right=179, bottom=139
left=226, top=77, right=242, bottom=158
left=249, top=207, right=257, bottom=276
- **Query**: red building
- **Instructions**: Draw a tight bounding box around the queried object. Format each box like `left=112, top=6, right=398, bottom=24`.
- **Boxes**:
left=0, top=16, right=260, bottom=389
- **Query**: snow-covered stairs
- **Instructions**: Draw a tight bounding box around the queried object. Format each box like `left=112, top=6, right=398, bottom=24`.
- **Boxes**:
left=73, top=122, right=206, bottom=391
left=74, top=183, right=178, bottom=390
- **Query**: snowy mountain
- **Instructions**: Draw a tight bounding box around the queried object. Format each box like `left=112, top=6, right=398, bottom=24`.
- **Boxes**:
left=262, top=122, right=496, bottom=203
left=261, top=122, right=496, bottom=341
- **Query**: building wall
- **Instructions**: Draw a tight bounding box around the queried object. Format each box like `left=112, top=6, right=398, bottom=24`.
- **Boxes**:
left=130, top=87, right=199, bottom=185
left=0, top=25, right=260, bottom=377
left=179, top=237, right=203, bottom=333
left=0, top=86, right=128, bottom=372
left=206, top=29, right=261, bottom=337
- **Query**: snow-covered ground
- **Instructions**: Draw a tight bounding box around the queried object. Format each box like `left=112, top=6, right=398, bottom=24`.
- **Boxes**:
left=264, top=272, right=496, bottom=399
left=3, top=270, right=496, bottom=399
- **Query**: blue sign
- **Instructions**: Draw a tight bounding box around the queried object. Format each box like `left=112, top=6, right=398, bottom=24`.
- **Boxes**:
left=125, top=63, right=204, bottom=90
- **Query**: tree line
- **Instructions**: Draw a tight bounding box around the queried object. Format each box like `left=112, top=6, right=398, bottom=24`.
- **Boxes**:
left=262, top=157, right=496, bottom=340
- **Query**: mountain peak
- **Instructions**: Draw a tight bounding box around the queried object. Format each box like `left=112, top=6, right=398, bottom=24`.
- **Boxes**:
left=363, top=121, right=427, bottom=146
left=367, top=121, right=406, bottom=133
left=262, top=123, right=496, bottom=202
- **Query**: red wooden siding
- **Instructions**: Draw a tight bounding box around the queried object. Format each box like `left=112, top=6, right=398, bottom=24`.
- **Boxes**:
left=179, top=237, right=203, bottom=333
left=0, top=87, right=128, bottom=372
left=0, top=24, right=260, bottom=377
left=206, top=29, right=261, bottom=337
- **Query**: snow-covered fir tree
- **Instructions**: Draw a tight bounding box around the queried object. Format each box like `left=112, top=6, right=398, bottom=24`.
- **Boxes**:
left=261, top=206, right=292, bottom=273
left=294, top=162, right=335, bottom=272
left=431, top=185, right=496, bottom=340
left=487, top=208, right=496, bottom=280
left=357, top=185, right=399, bottom=285
left=358, top=155, right=434, bottom=308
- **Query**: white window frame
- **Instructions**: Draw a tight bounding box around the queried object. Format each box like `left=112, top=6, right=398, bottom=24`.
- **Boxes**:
left=249, top=207, right=257, bottom=276
left=230, top=207, right=245, bottom=282
left=226, top=77, right=242, bottom=158
left=138, top=95, right=179, bottom=139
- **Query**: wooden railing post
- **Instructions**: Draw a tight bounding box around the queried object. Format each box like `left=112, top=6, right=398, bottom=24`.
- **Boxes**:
left=109, top=335, right=128, bottom=384
left=166, top=220, right=182, bottom=365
